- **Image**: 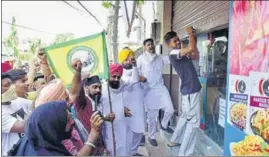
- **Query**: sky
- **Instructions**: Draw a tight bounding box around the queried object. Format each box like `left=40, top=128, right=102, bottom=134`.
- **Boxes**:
left=2, top=1, right=109, bottom=43
left=2, top=1, right=156, bottom=47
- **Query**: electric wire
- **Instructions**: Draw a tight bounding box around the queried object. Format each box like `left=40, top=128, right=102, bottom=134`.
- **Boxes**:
left=76, top=0, right=105, bottom=30
left=2, top=21, right=56, bottom=35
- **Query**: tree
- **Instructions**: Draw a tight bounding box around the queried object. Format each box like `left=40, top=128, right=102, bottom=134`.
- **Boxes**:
left=102, top=1, right=120, bottom=63
left=102, top=0, right=144, bottom=62
left=52, top=33, right=75, bottom=45
left=6, top=16, right=19, bottom=57
left=4, top=16, right=23, bottom=66
left=28, top=38, right=42, bottom=55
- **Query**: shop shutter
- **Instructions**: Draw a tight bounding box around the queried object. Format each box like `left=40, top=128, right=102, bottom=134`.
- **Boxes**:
left=172, top=1, right=229, bottom=39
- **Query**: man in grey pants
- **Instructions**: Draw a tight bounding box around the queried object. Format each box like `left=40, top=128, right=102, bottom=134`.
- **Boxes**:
left=163, top=26, right=202, bottom=156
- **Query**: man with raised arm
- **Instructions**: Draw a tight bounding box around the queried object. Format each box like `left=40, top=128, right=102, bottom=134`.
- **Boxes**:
left=164, top=26, right=201, bottom=156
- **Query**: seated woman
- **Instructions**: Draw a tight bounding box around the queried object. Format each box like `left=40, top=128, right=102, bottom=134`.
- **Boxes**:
left=8, top=100, right=103, bottom=156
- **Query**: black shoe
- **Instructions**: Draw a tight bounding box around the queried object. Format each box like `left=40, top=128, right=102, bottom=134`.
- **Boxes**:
left=140, top=135, right=145, bottom=146
left=133, top=153, right=144, bottom=156
left=160, top=124, right=174, bottom=134
left=148, top=137, right=158, bottom=146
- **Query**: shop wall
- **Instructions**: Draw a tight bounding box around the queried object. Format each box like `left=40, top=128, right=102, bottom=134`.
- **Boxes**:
left=224, top=1, right=269, bottom=156
left=173, top=1, right=229, bottom=40
left=156, top=1, right=181, bottom=115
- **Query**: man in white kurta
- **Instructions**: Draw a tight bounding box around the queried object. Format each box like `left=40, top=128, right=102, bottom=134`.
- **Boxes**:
left=101, top=63, right=139, bottom=156
left=118, top=48, right=146, bottom=155
left=137, top=38, right=175, bottom=146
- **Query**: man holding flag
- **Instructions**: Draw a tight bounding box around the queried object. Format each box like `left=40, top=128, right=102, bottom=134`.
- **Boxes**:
left=43, top=32, right=141, bottom=156
left=101, top=63, right=140, bottom=156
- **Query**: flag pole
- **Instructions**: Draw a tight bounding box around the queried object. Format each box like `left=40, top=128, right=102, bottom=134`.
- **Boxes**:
left=103, top=31, right=117, bottom=156
left=106, top=82, right=116, bottom=156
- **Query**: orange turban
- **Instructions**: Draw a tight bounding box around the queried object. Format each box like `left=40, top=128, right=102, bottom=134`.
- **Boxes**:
left=35, top=79, right=68, bottom=107
left=109, top=64, right=123, bottom=76
left=118, top=49, right=135, bottom=63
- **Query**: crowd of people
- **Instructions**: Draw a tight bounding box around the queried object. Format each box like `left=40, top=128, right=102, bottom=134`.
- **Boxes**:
left=1, top=26, right=201, bottom=156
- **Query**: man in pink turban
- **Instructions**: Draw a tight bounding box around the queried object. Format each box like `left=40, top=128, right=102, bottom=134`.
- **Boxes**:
left=108, top=64, right=123, bottom=89
left=100, top=63, right=142, bottom=156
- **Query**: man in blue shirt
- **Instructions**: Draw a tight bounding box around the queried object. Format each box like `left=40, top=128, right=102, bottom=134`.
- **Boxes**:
left=163, top=26, right=202, bottom=156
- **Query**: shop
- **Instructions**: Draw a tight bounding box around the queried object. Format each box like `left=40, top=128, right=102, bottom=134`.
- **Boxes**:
left=157, top=0, right=269, bottom=156
left=172, top=0, right=230, bottom=154
left=224, top=1, right=269, bottom=156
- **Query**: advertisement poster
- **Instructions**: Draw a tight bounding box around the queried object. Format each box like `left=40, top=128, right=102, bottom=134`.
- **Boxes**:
left=246, top=72, right=269, bottom=140
left=227, top=74, right=249, bottom=131
left=224, top=1, right=269, bottom=156
left=218, top=97, right=226, bottom=128
left=229, top=1, right=269, bottom=76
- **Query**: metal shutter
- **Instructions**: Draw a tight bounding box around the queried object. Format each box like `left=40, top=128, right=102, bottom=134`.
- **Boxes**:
left=172, top=1, right=229, bottom=39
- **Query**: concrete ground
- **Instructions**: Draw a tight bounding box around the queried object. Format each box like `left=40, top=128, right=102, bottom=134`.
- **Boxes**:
left=136, top=128, right=222, bottom=156
left=136, top=115, right=223, bottom=156
left=137, top=132, right=168, bottom=156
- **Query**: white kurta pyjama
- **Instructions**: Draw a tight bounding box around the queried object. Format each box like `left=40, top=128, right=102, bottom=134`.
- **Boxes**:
left=121, top=68, right=146, bottom=155
left=137, top=53, right=174, bottom=139
left=101, top=67, right=139, bottom=156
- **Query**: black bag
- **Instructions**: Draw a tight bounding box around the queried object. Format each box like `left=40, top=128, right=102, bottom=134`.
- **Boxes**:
left=7, top=138, right=24, bottom=156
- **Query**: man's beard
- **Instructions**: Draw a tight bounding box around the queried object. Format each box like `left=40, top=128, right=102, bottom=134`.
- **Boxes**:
left=89, top=93, right=101, bottom=104
left=109, top=81, right=120, bottom=89
left=123, top=63, right=132, bottom=70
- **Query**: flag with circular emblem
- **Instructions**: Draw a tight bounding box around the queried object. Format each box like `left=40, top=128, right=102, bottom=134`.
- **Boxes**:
left=44, top=32, right=109, bottom=87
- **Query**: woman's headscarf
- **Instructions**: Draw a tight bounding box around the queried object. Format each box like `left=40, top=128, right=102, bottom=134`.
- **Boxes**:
left=23, top=100, right=72, bottom=156
left=35, top=79, right=68, bottom=107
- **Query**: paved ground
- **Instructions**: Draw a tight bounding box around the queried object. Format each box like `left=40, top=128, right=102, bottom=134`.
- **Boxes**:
left=136, top=129, right=212, bottom=156
left=137, top=132, right=168, bottom=156
left=136, top=119, right=223, bottom=156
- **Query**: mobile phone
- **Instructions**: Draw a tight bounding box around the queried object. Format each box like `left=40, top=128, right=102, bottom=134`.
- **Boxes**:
left=94, top=110, right=105, bottom=120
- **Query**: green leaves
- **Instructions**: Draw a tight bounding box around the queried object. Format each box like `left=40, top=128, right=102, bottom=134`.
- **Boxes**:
left=102, top=1, right=113, bottom=8
left=4, top=16, right=19, bottom=57
left=136, top=0, right=144, bottom=6
left=52, top=33, right=74, bottom=45
left=28, top=38, right=42, bottom=54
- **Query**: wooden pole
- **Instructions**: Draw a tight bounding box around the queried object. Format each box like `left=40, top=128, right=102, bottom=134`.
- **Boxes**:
left=106, top=82, right=116, bottom=156
left=103, top=30, right=117, bottom=156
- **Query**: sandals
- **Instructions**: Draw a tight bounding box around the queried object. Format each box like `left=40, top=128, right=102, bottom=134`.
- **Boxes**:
left=167, top=142, right=181, bottom=147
